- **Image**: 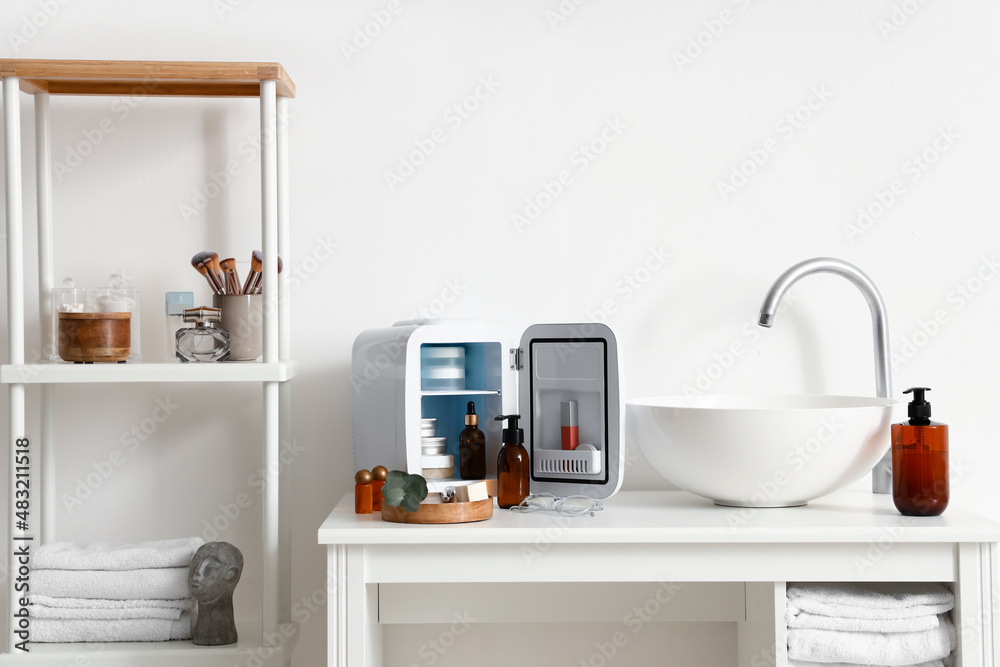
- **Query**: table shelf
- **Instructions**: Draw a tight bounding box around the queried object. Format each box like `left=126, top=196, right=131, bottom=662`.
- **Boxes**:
left=0, top=622, right=299, bottom=667
left=1, top=360, right=297, bottom=384
left=0, top=60, right=295, bottom=98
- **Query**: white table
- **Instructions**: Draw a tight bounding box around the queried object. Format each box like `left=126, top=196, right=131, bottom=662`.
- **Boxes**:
left=317, top=490, right=1000, bottom=666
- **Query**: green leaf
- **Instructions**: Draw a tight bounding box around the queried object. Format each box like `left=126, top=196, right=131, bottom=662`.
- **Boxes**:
left=402, top=474, right=428, bottom=502
left=400, top=494, right=423, bottom=513
left=385, top=470, right=407, bottom=486
left=380, top=471, right=428, bottom=512
left=383, top=486, right=405, bottom=507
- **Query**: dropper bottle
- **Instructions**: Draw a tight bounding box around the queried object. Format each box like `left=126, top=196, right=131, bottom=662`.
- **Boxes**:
left=495, top=414, right=529, bottom=509
left=459, top=401, right=486, bottom=480
left=891, top=387, right=949, bottom=516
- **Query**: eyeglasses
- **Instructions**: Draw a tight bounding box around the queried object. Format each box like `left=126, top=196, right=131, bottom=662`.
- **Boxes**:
left=508, top=493, right=604, bottom=517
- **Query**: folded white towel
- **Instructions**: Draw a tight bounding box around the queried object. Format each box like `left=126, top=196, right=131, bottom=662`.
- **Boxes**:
left=32, top=537, right=203, bottom=571
left=30, top=605, right=184, bottom=621
left=786, top=609, right=942, bottom=633
left=786, top=582, right=954, bottom=620
left=30, top=595, right=192, bottom=611
left=787, top=613, right=956, bottom=665
left=29, top=611, right=192, bottom=643
left=788, top=660, right=946, bottom=667
left=32, top=567, right=191, bottom=601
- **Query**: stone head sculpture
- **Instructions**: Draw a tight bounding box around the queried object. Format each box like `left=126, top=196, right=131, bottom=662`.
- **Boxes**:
left=189, top=541, right=243, bottom=645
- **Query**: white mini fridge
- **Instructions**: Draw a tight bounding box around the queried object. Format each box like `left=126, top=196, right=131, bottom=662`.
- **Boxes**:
left=351, top=318, right=624, bottom=498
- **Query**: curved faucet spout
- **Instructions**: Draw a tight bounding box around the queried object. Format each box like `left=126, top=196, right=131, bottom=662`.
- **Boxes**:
left=758, top=257, right=894, bottom=494
left=757, top=257, right=892, bottom=400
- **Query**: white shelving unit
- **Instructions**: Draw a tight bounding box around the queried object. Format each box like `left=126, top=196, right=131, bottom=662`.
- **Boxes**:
left=2, top=59, right=296, bottom=666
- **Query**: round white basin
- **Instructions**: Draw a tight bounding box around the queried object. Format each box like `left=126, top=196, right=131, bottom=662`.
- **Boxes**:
left=627, top=394, right=895, bottom=507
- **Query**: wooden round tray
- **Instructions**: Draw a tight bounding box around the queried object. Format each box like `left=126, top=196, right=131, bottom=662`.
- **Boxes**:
left=381, top=498, right=493, bottom=524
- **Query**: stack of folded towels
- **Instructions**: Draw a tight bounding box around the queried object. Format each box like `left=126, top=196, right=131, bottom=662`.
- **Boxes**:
left=29, top=537, right=203, bottom=643
left=786, top=582, right=957, bottom=667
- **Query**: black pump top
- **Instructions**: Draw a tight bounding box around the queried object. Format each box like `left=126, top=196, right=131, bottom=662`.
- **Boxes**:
left=904, top=387, right=932, bottom=425
left=495, top=414, right=524, bottom=445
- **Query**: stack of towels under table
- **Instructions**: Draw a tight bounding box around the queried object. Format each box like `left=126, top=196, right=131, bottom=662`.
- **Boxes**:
left=30, top=537, right=203, bottom=643
left=786, top=582, right=957, bottom=667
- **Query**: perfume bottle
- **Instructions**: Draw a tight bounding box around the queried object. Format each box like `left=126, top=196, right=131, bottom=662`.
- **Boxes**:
left=176, top=307, right=230, bottom=362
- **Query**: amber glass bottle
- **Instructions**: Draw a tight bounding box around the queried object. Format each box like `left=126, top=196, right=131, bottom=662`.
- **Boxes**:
left=371, top=465, right=388, bottom=512
left=459, top=401, right=487, bottom=480
left=354, top=469, right=373, bottom=514
left=496, top=414, right=530, bottom=509
left=891, top=387, right=948, bottom=517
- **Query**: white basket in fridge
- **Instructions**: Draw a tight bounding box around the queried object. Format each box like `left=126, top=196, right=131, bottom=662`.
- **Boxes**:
left=534, top=448, right=603, bottom=476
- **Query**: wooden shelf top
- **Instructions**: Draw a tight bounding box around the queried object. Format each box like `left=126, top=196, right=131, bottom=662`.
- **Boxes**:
left=0, top=59, right=295, bottom=98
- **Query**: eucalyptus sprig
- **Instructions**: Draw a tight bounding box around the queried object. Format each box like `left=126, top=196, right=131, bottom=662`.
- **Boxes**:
left=381, top=470, right=428, bottom=513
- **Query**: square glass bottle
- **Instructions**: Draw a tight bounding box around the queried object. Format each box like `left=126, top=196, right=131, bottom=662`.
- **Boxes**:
left=176, top=306, right=231, bottom=362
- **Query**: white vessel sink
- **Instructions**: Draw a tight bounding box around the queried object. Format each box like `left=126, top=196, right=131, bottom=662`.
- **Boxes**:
left=627, top=394, right=895, bottom=507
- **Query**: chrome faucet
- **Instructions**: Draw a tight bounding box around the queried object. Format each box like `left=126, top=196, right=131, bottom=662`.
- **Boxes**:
left=758, top=257, right=893, bottom=493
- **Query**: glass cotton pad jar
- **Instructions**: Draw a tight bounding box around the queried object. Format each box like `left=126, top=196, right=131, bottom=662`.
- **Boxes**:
left=421, top=345, right=465, bottom=391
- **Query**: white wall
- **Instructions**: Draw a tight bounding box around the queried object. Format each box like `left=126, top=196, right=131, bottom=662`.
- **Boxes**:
left=1, top=1, right=998, bottom=665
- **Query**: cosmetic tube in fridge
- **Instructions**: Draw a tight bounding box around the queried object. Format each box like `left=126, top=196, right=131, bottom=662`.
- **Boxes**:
left=561, top=400, right=579, bottom=451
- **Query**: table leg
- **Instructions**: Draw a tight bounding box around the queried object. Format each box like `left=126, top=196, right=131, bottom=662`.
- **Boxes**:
left=327, top=545, right=345, bottom=667
left=738, top=581, right=784, bottom=667
left=328, top=544, right=381, bottom=667
left=954, top=542, right=998, bottom=667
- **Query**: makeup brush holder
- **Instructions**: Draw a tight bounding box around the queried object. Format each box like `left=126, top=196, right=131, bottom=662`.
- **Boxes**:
left=213, top=294, right=262, bottom=361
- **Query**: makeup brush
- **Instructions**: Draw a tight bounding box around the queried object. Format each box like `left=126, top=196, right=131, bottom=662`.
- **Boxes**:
left=191, top=252, right=224, bottom=294
left=242, top=250, right=263, bottom=295
left=192, top=251, right=223, bottom=289
left=205, top=252, right=225, bottom=290
left=252, top=254, right=283, bottom=295
left=220, top=257, right=242, bottom=295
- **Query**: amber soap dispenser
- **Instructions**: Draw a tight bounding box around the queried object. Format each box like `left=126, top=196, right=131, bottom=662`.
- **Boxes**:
left=495, top=414, right=529, bottom=509
left=891, top=387, right=948, bottom=517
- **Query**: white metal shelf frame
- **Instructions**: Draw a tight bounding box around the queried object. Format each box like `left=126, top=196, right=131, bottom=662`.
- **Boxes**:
left=1, top=60, right=295, bottom=666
